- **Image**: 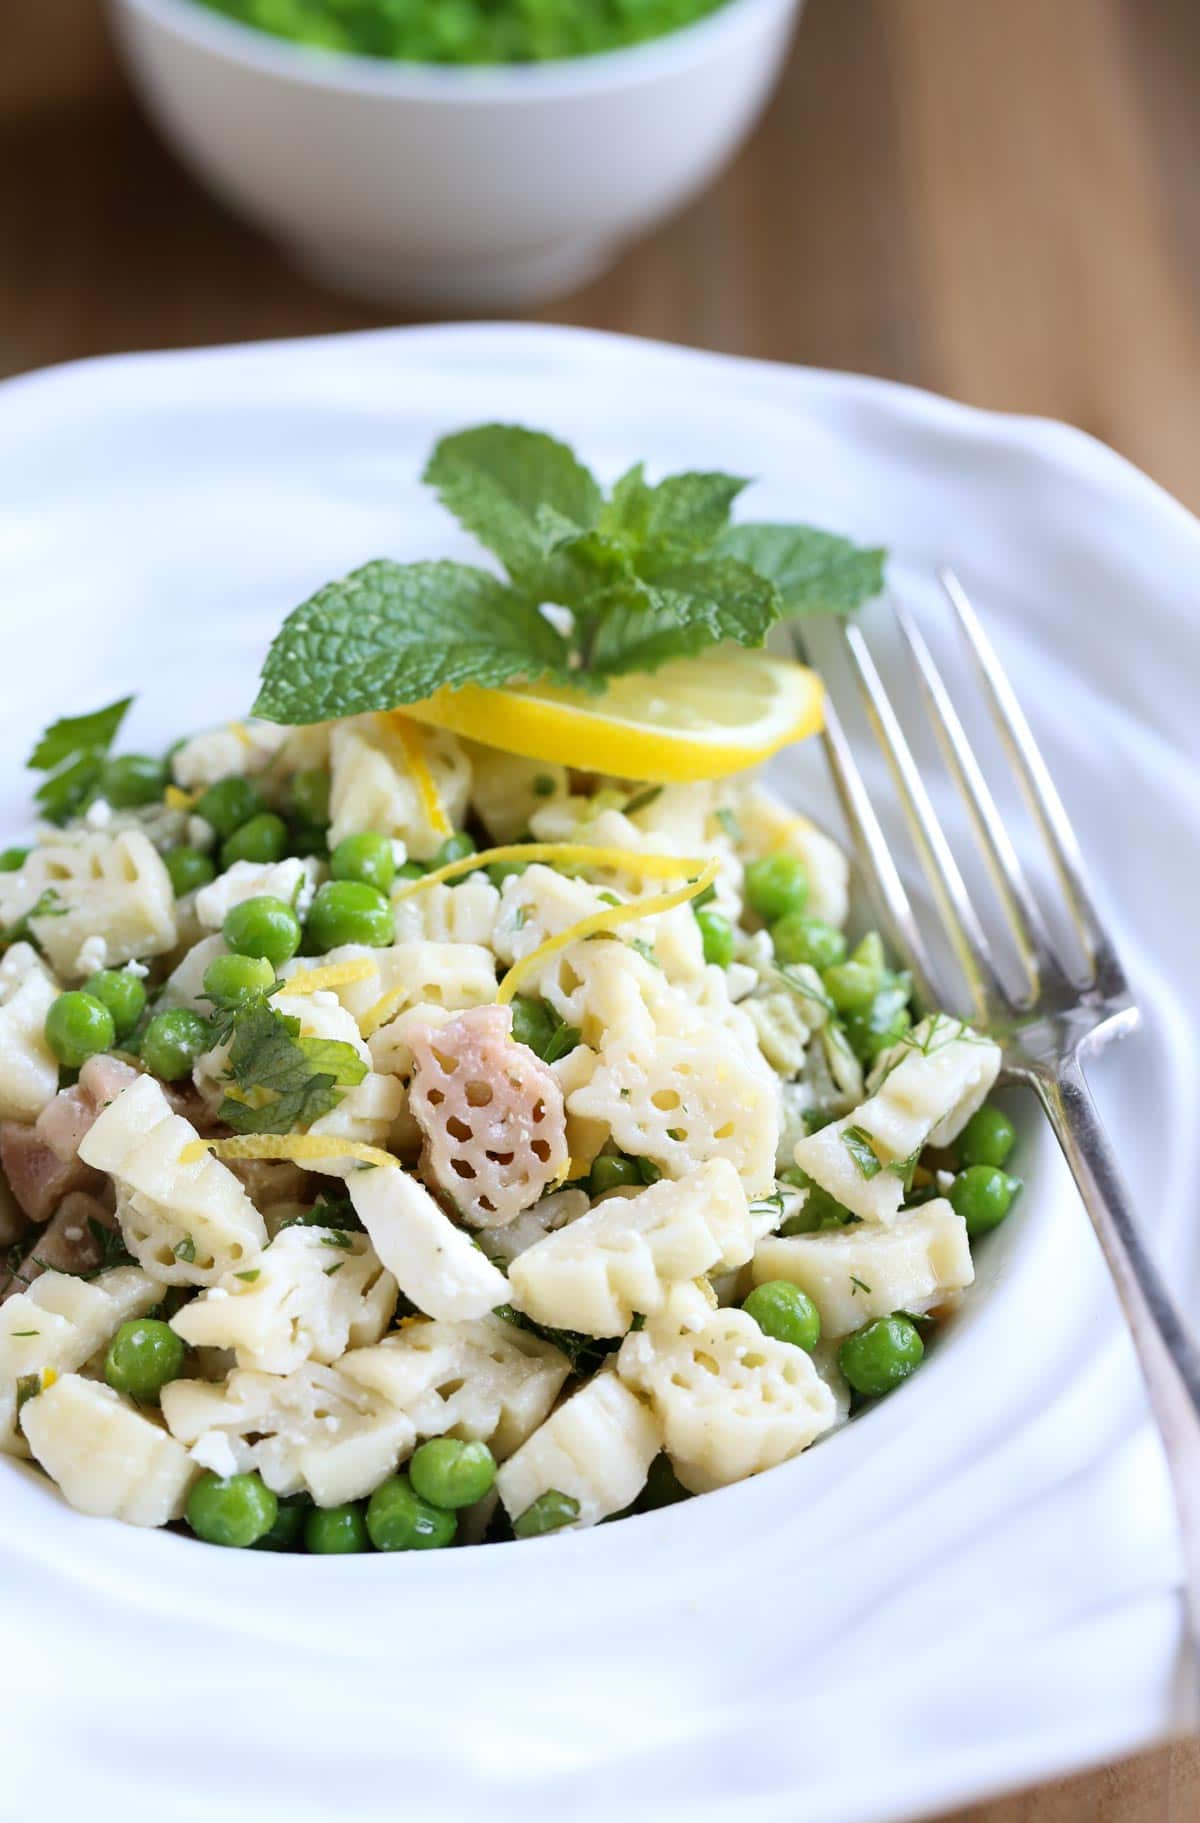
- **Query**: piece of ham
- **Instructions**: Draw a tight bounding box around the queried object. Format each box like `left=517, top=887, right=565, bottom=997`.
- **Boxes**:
left=0, top=1121, right=102, bottom=1224
left=34, top=1054, right=141, bottom=1164
left=0, top=1191, right=117, bottom=1301
left=407, top=1004, right=568, bottom=1229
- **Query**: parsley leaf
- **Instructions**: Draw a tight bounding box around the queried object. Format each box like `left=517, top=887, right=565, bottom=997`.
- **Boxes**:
left=716, top=524, right=886, bottom=616
left=28, top=698, right=132, bottom=823
left=842, top=1125, right=884, bottom=1178
left=252, top=561, right=573, bottom=725
left=494, top=1303, right=618, bottom=1377
left=218, top=1001, right=367, bottom=1135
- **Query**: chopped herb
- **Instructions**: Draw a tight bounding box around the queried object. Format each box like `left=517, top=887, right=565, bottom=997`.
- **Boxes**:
left=217, top=999, right=367, bottom=1136
left=773, top=962, right=836, bottom=1017
left=174, top=1235, right=197, bottom=1264
left=1, top=887, right=67, bottom=955
left=531, top=774, right=556, bottom=798
left=234, top=1270, right=261, bottom=1283
left=628, top=937, right=662, bottom=970
left=889, top=1145, right=923, bottom=1195
left=494, top=1304, right=619, bottom=1377
left=715, top=807, right=742, bottom=844
left=16, top=1372, right=44, bottom=1411
left=10, top=1330, right=39, bottom=1339
left=27, top=697, right=132, bottom=823
left=541, top=1021, right=582, bottom=1065
left=324, top=1261, right=345, bottom=1277
left=843, top=1125, right=884, bottom=1179
left=82, top=1216, right=136, bottom=1278
left=597, top=891, right=622, bottom=908
left=749, top=1191, right=785, bottom=1223
left=320, top=1230, right=354, bottom=1251
left=623, top=785, right=663, bottom=817
left=849, top=1274, right=871, bottom=1296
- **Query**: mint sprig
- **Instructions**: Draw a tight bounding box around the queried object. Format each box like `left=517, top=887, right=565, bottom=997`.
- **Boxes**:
left=252, top=423, right=886, bottom=726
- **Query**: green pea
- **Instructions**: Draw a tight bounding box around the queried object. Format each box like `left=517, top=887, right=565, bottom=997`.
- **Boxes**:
left=44, top=992, right=115, bottom=1068
left=255, top=1497, right=309, bottom=1552
left=842, top=978, right=912, bottom=1062
left=487, top=860, right=528, bottom=889
left=81, top=969, right=146, bottom=1041
left=223, top=894, right=302, bottom=967
left=409, top=1438, right=497, bottom=1510
left=771, top=914, right=847, bottom=971
left=695, top=909, right=734, bottom=968
left=434, top=832, right=476, bottom=867
left=822, top=933, right=887, bottom=1014
left=959, top=1105, right=1017, bottom=1170
left=103, top=1318, right=185, bottom=1400
left=950, top=1164, right=1021, bottom=1237
left=221, top=812, right=287, bottom=869
left=101, top=753, right=167, bottom=809
left=139, top=1008, right=210, bottom=1081
left=203, top=953, right=275, bottom=1006
left=366, top=1474, right=457, bottom=1551
left=745, top=852, right=809, bottom=923
left=195, top=776, right=267, bottom=841
left=396, top=860, right=427, bottom=882
left=838, top=1314, right=924, bottom=1398
left=512, top=1489, right=580, bottom=1538
left=288, top=768, right=331, bottom=827
left=635, top=1157, right=662, bottom=1186
left=589, top=1154, right=641, bottom=1196
left=509, top=995, right=559, bottom=1059
left=743, top=1280, right=821, bottom=1352
left=305, top=1502, right=371, bottom=1554
left=186, top=1471, right=278, bottom=1548
left=0, top=846, right=30, bottom=873
left=305, top=881, right=393, bottom=952
left=330, top=831, right=395, bottom=894
left=165, top=846, right=216, bottom=897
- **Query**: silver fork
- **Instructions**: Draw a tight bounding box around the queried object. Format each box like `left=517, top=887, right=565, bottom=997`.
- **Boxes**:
left=794, top=569, right=1200, bottom=1650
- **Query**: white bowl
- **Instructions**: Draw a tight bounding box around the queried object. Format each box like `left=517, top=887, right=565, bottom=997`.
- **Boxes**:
left=107, top=0, right=802, bottom=308
left=0, top=324, right=1197, bottom=1823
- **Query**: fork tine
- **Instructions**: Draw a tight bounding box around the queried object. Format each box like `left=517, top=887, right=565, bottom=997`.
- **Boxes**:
left=792, top=629, right=945, bottom=1010
left=837, top=619, right=1010, bottom=1023
left=893, top=599, right=1075, bottom=1006
left=940, top=569, right=1127, bottom=995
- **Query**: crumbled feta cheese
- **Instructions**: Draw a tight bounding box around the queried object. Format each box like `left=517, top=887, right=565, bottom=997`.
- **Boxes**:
left=123, top=959, right=150, bottom=980
left=85, top=798, right=113, bottom=831
left=206, top=1287, right=230, bottom=1302
left=73, top=934, right=108, bottom=975
left=936, top=1169, right=956, bottom=1193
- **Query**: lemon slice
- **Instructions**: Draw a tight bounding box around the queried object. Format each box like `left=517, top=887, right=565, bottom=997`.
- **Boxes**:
left=400, top=647, right=823, bottom=783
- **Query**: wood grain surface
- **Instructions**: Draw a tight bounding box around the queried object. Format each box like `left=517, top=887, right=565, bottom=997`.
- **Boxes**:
left=1, top=1, right=1198, bottom=1815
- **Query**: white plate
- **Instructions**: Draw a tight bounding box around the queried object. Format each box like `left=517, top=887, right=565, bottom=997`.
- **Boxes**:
left=0, top=325, right=1197, bottom=1823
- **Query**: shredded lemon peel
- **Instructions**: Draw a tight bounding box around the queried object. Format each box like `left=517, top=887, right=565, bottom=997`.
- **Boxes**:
left=393, top=842, right=708, bottom=902
left=278, top=959, right=377, bottom=997
left=389, top=715, right=451, bottom=838
left=496, top=858, right=720, bottom=1006
left=179, top=1135, right=400, bottom=1170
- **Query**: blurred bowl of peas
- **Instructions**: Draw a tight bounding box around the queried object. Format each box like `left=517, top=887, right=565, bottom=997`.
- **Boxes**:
left=107, top=0, right=803, bottom=309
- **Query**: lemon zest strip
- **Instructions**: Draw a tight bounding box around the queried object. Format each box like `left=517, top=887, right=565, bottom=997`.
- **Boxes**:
left=496, top=859, right=720, bottom=1006
left=278, top=959, right=377, bottom=997
left=393, top=842, right=708, bottom=902
left=164, top=785, right=198, bottom=813
left=179, top=1135, right=400, bottom=1170
left=228, top=721, right=255, bottom=749
left=359, top=985, right=418, bottom=1041
left=390, top=716, right=451, bottom=839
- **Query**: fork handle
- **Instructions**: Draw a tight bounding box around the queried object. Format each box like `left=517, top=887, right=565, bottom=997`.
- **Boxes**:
left=1034, top=1054, right=1200, bottom=1645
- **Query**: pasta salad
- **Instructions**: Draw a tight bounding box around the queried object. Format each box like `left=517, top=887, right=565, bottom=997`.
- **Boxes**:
left=0, top=426, right=1022, bottom=1554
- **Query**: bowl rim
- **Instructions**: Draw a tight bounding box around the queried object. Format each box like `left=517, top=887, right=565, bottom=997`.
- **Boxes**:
left=110, top=0, right=800, bottom=101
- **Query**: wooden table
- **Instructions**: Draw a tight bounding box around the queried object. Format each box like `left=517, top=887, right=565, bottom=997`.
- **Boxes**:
left=2, top=1, right=1198, bottom=1814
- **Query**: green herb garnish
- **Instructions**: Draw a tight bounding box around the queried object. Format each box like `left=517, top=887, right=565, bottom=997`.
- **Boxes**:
left=216, top=999, right=367, bottom=1136
left=27, top=698, right=132, bottom=824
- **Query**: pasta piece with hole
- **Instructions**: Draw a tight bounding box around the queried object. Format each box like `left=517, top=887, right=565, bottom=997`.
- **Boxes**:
left=618, top=1297, right=836, bottom=1492
left=348, top=1166, right=508, bottom=1321
left=21, top=1374, right=200, bottom=1526
left=162, top=1360, right=415, bottom=1507
left=0, top=943, right=60, bottom=1122
left=340, top=1312, right=571, bottom=1459
left=407, top=1005, right=568, bottom=1227
left=0, top=1266, right=160, bottom=1456
left=752, top=1198, right=974, bottom=1337
left=78, top=1074, right=266, bottom=1286
left=0, top=831, right=177, bottom=977
left=328, top=714, right=470, bottom=857
left=508, top=1159, right=755, bottom=1337
left=495, top=1369, right=661, bottom=1530
left=390, top=877, right=500, bottom=947
left=170, top=1225, right=397, bottom=1374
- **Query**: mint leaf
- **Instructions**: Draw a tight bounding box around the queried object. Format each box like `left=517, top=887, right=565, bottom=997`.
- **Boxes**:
left=28, top=697, right=132, bottom=823
left=253, top=560, right=571, bottom=723
left=717, top=524, right=885, bottom=616
left=589, top=557, right=780, bottom=676
left=425, top=425, right=604, bottom=593
left=218, top=1001, right=366, bottom=1135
